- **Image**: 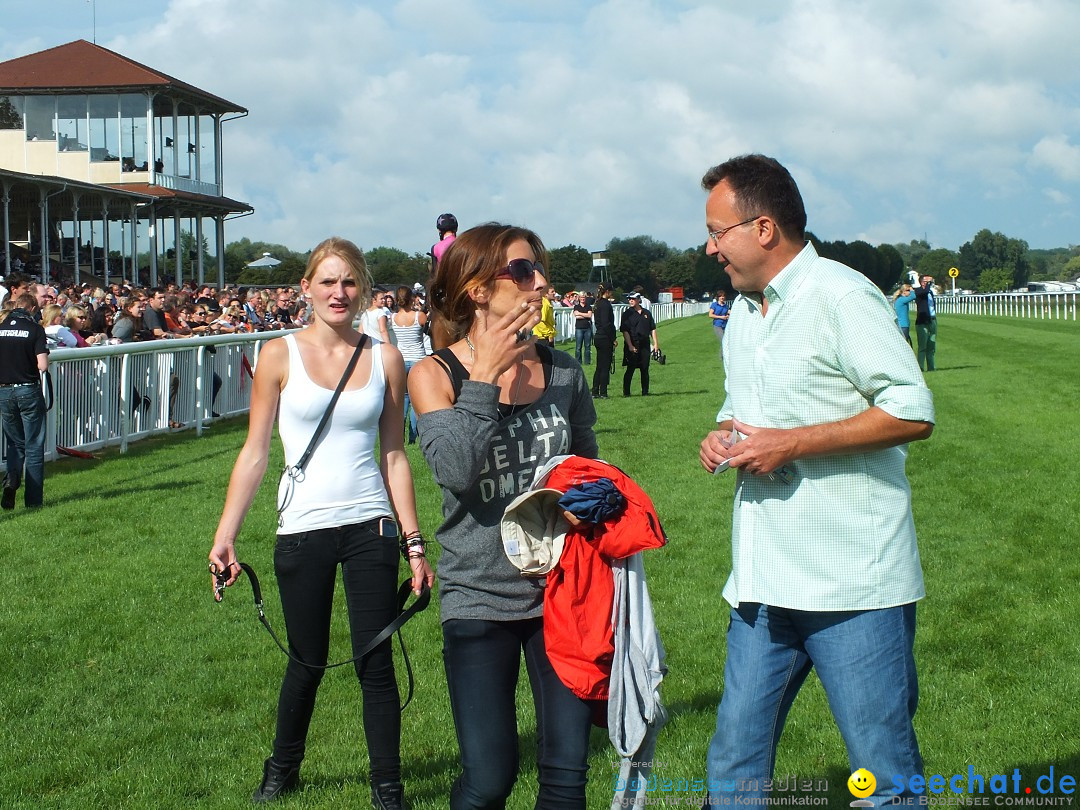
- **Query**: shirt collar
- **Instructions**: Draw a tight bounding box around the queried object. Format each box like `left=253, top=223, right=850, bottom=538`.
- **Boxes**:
left=763, top=241, right=819, bottom=305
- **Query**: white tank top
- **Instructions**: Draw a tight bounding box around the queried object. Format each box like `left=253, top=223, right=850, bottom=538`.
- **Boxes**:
left=276, top=333, right=391, bottom=534
left=390, top=310, right=426, bottom=363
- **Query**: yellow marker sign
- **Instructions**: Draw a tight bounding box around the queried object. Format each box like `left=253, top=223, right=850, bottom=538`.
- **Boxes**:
left=848, top=768, right=877, bottom=798
left=948, top=267, right=959, bottom=278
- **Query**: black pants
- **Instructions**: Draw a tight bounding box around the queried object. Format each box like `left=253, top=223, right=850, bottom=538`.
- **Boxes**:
left=443, top=618, right=592, bottom=809
left=623, top=339, right=651, bottom=396
left=592, top=337, right=615, bottom=396
left=272, top=519, right=401, bottom=781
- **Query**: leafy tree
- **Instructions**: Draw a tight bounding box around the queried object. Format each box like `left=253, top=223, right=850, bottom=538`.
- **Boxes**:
left=1061, top=255, right=1080, bottom=280
left=892, top=239, right=931, bottom=273
left=0, top=96, right=21, bottom=129
left=692, top=243, right=730, bottom=298
left=958, top=229, right=1030, bottom=289
left=605, top=235, right=672, bottom=298
left=547, top=244, right=592, bottom=289
left=652, top=249, right=696, bottom=291
left=977, top=267, right=1014, bottom=293
left=916, top=248, right=963, bottom=288
left=365, top=246, right=428, bottom=289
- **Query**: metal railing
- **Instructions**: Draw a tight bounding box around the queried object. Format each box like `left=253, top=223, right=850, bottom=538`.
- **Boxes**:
left=0, top=332, right=276, bottom=473
left=2, top=301, right=710, bottom=472
left=934, top=291, right=1079, bottom=321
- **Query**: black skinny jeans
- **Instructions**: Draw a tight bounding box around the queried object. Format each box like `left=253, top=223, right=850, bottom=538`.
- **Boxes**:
left=272, top=519, right=401, bottom=781
left=592, top=336, right=615, bottom=395
left=623, top=338, right=651, bottom=395
left=443, top=617, right=593, bottom=809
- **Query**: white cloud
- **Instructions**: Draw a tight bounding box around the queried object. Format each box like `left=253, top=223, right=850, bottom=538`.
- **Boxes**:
left=3, top=0, right=1080, bottom=251
left=1030, top=135, right=1080, bottom=182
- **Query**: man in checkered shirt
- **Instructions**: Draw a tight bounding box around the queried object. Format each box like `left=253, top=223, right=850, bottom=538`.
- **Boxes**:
left=698, top=154, right=935, bottom=808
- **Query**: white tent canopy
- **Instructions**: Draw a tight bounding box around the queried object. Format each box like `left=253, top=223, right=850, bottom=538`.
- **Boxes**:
left=246, top=252, right=281, bottom=268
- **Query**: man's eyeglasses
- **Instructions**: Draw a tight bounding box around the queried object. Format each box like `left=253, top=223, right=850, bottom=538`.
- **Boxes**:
left=708, top=216, right=760, bottom=245
left=494, top=259, right=544, bottom=285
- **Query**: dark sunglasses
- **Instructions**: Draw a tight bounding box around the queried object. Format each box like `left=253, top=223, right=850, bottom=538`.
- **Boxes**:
left=494, top=258, right=543, bottom=284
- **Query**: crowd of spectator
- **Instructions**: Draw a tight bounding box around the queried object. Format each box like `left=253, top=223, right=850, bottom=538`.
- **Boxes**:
left=0, top=274, right=311, bottom=349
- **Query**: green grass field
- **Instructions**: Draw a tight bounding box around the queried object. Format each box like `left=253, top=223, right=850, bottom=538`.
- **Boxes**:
left=2, top=314, right=1078, bottom=808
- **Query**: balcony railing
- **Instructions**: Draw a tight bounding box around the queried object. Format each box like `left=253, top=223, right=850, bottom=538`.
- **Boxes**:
left=154, top=172, right=222, bottom=197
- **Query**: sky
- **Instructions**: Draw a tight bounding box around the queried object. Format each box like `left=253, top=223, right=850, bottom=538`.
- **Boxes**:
left=3, top=0, right=1080, bottom=256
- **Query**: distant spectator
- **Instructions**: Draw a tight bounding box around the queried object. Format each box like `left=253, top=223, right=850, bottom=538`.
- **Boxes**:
left=143, top=288, right=173, bottom=338
left=112, top=297, right=148, bottom=343
left=533, top=285, right=558, bottom=346
left=709, top=291, right=730, bottom=344
left=41, top=304, right=81, bottom=348
left=892, top=283, right=916, bottom=346
left=63, top=306, right=103, bottom=346
left=390, top=285, right=428, bottom=444
left=431, top=212, right=458, bottom=269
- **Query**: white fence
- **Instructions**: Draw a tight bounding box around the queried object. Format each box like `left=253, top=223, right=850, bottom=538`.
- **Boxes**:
left=0, top=332, right=276, bottom=473
left=2, top=300, right=710, bottom=472
left=935, top=291, right=1079, bottom=321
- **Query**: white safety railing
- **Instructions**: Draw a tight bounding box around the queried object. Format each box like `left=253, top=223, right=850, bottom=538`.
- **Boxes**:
left=2, top=301, right=711, bottom=472
left=0, top=332, right=277, bottom=473
left=935, top=292, right=1079, bottom=321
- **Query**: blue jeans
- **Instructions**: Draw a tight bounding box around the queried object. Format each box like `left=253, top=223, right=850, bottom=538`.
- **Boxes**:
left=707, top=602, right=922, bottom=807
left=272, top=519, right=402, bottom=780
left=443, top=617, right=592, bottom=809
left=0, top=384, right=47, bottom=507
left=574, top=327, right=592, bottom=365
left=403, top=360, right=418, bottom=443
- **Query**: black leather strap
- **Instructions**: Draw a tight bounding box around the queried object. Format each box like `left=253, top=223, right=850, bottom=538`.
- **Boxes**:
left=226, top=561, right=429, bottom=711
left=294, top=335, right=368, bottom=474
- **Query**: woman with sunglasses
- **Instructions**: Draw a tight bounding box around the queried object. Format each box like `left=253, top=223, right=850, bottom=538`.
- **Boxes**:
left=410, top=223, right=599, bottom=809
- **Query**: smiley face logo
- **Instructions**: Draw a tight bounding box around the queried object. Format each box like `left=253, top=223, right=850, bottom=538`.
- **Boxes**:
left=847, top=768, right=876, bottom=798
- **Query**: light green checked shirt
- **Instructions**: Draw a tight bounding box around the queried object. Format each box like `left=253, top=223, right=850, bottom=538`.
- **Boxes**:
left=718, top=242, right=935, bottom=611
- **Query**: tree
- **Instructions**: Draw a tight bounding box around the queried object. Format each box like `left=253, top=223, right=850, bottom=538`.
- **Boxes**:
left=892, top=239, right=931, bottom=273
left=0, top=96, right=21, bottom=129
left=365, top=246, right=428, bottom=289
left=547, top=245, right=592, bottom=289
left=605, top=235, right=672, bottom=298
left=958, top=229, right=1030, bottom=290
left=977, top=267, right=1014, bottom=293
left=692, top=243, right=730, bottom=298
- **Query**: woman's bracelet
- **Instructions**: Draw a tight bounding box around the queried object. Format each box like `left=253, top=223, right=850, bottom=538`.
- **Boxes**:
left=400, top=532, right=426, bottom=561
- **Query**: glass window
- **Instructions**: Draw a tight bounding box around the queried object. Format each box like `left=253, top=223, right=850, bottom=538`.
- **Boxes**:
left=199, top=114, right=217, bottom=183
left=89, top=94, right=119, bottom=162
left=120, top=93, right=148, bottom=171
left=24, top=95, right=55, bottom=141
left=0, top=95, right=22, bottom=130
left=155, top=112, right=174, bottom=174
left=57, top=95, right=88, bottom=151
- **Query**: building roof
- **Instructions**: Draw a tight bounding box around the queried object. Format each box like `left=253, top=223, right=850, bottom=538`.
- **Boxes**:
left=0, top=40, right=245, bottom=114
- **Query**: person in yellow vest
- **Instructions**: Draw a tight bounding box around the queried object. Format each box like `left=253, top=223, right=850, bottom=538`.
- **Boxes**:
left=532, top=284, right=558, bottom=346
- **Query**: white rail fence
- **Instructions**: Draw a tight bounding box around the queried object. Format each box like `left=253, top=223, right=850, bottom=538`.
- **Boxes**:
left=3, top=300, right=710, bottom=471
left=935, top=291, right=1079, bottom=321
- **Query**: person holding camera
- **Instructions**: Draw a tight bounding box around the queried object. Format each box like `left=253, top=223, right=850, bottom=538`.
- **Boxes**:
left=619, top=292, right=658, bottom=397
left=209, top=237, right=433, bottom=809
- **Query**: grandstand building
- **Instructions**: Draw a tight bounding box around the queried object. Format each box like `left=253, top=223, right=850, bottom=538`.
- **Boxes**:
left=0, top=39, right=251, bottom=287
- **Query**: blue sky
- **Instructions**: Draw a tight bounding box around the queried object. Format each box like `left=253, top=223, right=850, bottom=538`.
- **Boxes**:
left=3, top=0, right=1079, bottom=255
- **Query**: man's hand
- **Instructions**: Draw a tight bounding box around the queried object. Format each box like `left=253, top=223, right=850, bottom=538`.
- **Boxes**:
left=723, top=419, right=800, bottom=476
left=699, top=427, right=738, bottom=473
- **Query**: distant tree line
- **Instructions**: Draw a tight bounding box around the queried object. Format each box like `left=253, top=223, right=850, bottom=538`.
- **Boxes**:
left=211, top=229, right=1080, bottom=297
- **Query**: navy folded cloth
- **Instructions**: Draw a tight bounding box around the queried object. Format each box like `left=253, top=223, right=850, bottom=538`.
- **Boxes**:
left=557, top=478, right=626, bottom=525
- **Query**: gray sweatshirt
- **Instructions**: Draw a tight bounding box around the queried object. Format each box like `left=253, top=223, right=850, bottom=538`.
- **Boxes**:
left=417, top=350, right=598, bottom=622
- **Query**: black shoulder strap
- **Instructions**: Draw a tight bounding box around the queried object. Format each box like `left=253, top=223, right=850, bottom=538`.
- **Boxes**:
left=294, top=335, right=368, bottom=474
left=431, top=347, right=468, bottom=400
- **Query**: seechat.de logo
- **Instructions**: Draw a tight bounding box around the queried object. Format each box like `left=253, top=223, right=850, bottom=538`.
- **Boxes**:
left=848, top=768, right=877, bottom=807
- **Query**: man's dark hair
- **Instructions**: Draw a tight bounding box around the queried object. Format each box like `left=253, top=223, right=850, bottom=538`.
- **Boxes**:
left=701, top=154, right=807, bottom=241
left=5, top=271, right=29, bottom=292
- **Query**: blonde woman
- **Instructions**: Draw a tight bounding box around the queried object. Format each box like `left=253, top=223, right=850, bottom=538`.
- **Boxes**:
left=209, top=237, right=433, bottom=808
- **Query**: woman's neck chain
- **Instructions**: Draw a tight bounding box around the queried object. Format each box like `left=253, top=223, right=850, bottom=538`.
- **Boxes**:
left=464, top=332, right=527, bottom=408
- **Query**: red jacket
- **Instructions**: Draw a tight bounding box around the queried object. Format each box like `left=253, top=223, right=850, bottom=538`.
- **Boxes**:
left=539, top=458, right=666, bottom=701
